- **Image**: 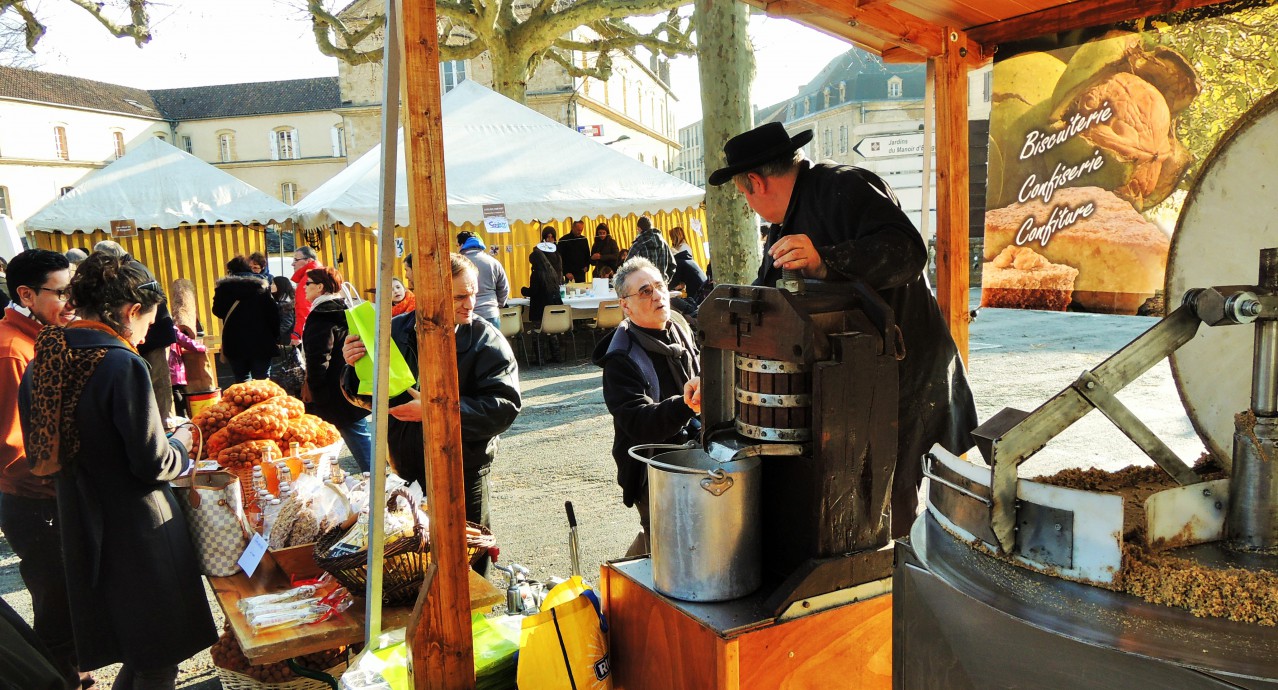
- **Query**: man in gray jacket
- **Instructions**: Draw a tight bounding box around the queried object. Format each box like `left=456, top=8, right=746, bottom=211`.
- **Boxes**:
left=458, top=231, right=510, bottom=329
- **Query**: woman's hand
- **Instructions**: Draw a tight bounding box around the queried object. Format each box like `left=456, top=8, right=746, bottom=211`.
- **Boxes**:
left=342, top=334, right=367, bottom=365
left=171, top=423, right=196, bottom=453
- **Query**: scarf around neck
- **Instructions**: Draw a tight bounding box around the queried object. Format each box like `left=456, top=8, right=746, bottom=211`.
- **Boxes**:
left=628, top=319, right=698, bottom=387
left=27, top=324, right=119, bottom=476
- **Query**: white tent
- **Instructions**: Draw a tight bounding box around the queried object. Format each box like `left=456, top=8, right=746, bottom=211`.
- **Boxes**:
left=25, top=137, right=293, bottom=233
left=294, top=80, right=705, bottom=230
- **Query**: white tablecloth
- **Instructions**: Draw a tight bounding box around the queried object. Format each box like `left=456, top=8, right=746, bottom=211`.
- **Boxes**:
left=508, top=293, right=620, bottom=319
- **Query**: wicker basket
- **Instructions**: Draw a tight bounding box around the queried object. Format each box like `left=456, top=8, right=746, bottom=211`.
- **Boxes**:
left=314, top=489, right=495, bottom=606
left=214, top=659, right=349, bottom=690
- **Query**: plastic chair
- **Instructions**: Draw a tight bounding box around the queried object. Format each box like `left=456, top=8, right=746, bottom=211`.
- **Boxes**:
left=587, top=300, right=624, bottom=348
left=531, top=305, right=574, bottom=365
left=498, top=306, right=528, bottom=364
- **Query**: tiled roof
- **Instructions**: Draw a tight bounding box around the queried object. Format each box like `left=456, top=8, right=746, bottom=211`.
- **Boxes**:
left=149, top=78, right=340, bottom=120
left=0, top=66, right=162, bottom=118
left=0, top=68, right=341, bottom=121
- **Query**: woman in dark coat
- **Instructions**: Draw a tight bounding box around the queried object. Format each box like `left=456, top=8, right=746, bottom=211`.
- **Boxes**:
left=301, top=267, right=372, bottom=472
left=212, top=255, right=279, bottom=382
left=18, top=252, right=216, bottom=688
left=589, top=223, right=621, bottom=278
left=270, top=275, right=297, bottom=345
left=521, top=230, right=564, bottom=325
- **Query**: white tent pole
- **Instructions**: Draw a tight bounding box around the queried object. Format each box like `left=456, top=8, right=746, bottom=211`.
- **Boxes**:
left=364, top=0, right=402, bottom=648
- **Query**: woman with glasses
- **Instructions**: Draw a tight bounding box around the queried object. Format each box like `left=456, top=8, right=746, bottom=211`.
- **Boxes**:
left=18, top=252, right=216, bottom=689
left=212, top=255, right=279, bottom=382
left=301, top=267, right=373, bottom=472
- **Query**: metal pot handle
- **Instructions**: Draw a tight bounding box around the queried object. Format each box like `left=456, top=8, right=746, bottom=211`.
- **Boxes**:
left=627, top=443, right=733, bottom=493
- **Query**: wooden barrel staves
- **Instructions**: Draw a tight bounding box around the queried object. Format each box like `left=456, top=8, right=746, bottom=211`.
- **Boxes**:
left=733, top=354, right=812, bottom=442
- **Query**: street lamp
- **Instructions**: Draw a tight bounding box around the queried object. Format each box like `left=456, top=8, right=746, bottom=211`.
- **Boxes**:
left=603, top=134, right=630, bottom=146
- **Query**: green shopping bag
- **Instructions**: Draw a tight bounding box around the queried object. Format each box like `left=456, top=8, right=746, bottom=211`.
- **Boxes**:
left=344, top=301, right=416, bottom=398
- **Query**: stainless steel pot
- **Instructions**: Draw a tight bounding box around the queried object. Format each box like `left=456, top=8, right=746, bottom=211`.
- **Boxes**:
left=628, top=443, right=762, bottom=601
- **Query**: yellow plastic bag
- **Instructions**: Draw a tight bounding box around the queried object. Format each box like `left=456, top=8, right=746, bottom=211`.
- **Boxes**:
left=344, top=301, right=416, bottom=397
left=517, top=578, right=612, bottom=690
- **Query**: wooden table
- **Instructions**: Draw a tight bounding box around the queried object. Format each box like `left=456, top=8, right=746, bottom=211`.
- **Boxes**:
left=209, top=556, right=503, bottom=665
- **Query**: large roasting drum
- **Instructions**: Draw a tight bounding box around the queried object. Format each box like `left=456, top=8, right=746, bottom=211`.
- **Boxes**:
left=1168, top=90, right=1278, bottom=470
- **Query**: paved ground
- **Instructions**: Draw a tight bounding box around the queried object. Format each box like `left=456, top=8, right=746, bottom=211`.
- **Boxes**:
left=0, top=296, right=1205, bottom=687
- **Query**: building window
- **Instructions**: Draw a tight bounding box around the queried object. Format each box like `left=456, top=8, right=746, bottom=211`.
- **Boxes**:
left=839, top=125, right=848, bottom=154
left=823, top=88, right=831, bottom=109
left=440, top=60, right=467, bottom=92
left=0, top=186, right=9, bottom=217
left=331, top=126, right=346, bottom=157
left=154, top=132, right=167, bottom=142
left=112, top=131, right=126, bottom=159
left=803, top=98, right=810, bottom=116
left=181, top=135, right=193, bottom=154
left=839, top=81, right=847, bottom=102
left=281, top=182, right=297, bottom=205
left=888, top=77, right=902, bottom=98
left=53, top=126, right=69, bottom=160
left=822, top=129, right=832, bottom=157
left=218, top=132, right=235, bottom=162
left=273, top=128, right=299, bottom=160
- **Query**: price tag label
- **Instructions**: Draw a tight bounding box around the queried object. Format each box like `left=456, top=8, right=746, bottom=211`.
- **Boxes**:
left=238, top=533, right=269, bottom=577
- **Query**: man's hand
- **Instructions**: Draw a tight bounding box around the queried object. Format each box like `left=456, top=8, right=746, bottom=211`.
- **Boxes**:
left=769, top=234, right=829, bottom=279
left=591, top=252, right=601, bottom=260
left=683, top=377, right=702, bottom=414
left=342, top=334, right=367, bottom=366
left=388, top=387, right=423, bottom=422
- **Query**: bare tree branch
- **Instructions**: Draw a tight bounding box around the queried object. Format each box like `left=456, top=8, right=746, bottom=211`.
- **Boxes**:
left=64, top=0, right=150, bottom=46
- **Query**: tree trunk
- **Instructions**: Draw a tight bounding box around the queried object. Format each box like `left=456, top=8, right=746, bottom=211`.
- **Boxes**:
left=695, top=0, right=757, bottom=286
left=489, top=49, right=530, bottom=104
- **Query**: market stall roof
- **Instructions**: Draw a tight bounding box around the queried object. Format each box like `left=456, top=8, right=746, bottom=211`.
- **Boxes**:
left=743, top=0, right=1232, bottom=63
left=24, top=137, right=293, bottom=233
left=292, top=80, right=705, bottom=230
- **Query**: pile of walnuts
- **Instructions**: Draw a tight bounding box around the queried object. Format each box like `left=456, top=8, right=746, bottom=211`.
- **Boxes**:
left=190, top=382, right=341, bottom=463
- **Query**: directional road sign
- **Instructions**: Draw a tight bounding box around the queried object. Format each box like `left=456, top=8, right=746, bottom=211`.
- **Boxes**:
left=853, top=132, right=929, bottom=159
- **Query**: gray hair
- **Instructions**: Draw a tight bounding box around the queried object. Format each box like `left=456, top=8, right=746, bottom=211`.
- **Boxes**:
left=295, top=246, right=318, bottom=260
left=614, top=256, right=659, bottom=298
left=64, top=248, right=88, bottom=264
left=92, top=240, right=127, bottom=258
left=732, top=149, right=804, bottom=193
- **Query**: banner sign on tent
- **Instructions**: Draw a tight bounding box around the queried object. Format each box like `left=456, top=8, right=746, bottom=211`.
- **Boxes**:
left=981, top=1, right=1278, bottom=315
left=395, top=237, right=405, bottom=258
left=483, top=203, right=511, bottom=234
left=110, top=219, right=137, bottom=238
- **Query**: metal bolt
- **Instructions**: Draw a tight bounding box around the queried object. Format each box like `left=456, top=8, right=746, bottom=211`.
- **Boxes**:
left=959, top=47, right=968, bottom=58
left=1203, top=488, right=1212, bottom=497
left=847, top=20, right=858, bottom=27
left=950, top=31, right=959, bottom=41
left=1054, top=523, right=1062, bottom=531
left=1086, top=381, right=1096, bottom=390
left=802, top=600, right=811, bottom=609
left=1240, top=299, right=1262, bottom=317
left=1215, top=501, right=1223, bottom=510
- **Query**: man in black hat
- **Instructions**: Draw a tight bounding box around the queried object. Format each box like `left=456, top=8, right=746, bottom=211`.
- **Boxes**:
left=709, top=121, right=978, bottom=537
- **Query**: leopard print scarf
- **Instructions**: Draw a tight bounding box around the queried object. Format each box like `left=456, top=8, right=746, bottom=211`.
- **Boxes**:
left=26, top=326, right=110, bottom=477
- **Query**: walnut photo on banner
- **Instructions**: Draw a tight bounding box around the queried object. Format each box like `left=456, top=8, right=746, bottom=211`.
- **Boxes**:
left=981, top=1, right=1278, bottom=315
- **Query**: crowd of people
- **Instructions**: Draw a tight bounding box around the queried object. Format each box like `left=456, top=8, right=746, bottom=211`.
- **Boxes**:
left=0, top=122, right=981, bottom=690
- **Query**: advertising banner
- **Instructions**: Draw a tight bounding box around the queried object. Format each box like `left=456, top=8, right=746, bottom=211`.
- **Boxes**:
left=982, top=1, right=1278, bottom=315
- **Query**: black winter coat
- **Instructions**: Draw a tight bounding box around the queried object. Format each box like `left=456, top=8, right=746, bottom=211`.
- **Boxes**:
left=303, top=297, right=369, bottom=428
left=757, top=161, right=978, bottom=534
left=17, top=328, right=216, bottom=670
left=589, top=236, right=620, bottom=276
left=212, top=275, right=279, bottom=361
left=557, top=234, right=592, bottom=283
left=342, top=313, right=521, bottom=487
left=276, top=299, right=297, bottom=345
left=592, top=318, right=700, bottom=507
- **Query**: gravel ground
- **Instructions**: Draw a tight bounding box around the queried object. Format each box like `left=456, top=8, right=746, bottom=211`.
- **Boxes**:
left=0, top=296, right=1204, bottom=688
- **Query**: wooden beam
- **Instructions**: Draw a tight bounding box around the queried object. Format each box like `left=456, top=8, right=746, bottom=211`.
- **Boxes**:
left=968, top=0, right=1232, bottom=50
left=931, top=27, right=970, bottom=363
left=398, top=0, right=475, bottom=688
left=783, top=0, right=947, bottom=57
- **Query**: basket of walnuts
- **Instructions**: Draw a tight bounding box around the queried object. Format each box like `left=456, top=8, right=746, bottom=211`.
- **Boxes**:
left=210, top=627, right=348, bottom=689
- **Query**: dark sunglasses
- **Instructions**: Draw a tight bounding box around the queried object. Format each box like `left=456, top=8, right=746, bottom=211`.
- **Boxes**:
left=138, top=280, right=163, bottom=295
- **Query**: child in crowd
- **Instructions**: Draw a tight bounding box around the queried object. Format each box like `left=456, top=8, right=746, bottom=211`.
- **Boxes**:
left=168, top=324, right=207, bottom=417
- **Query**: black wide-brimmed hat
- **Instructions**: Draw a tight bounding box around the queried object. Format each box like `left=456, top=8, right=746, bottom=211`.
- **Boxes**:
left=707, top=122, right=813, bottom=187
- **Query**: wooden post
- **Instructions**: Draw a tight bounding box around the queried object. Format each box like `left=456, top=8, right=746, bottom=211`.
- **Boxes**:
left=397, top=1, right=475, bottom=688
left=931, top=28, right=971, bottom=363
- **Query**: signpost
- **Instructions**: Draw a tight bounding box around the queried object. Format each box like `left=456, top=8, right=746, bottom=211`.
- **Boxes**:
left=482, top=203, right=511, bottom=234
left=110, top=219, right=137, bottom=238
left=852, top=132, right=931, bottom=158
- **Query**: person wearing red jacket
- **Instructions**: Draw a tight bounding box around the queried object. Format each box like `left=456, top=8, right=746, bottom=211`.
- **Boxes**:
left=290, top=246, right=323, bottom=342
left=0, top=249, right=87, bottom=689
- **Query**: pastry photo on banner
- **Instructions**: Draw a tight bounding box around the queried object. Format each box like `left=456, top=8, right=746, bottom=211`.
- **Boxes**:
left=980, top=0, right=1278, bottom=315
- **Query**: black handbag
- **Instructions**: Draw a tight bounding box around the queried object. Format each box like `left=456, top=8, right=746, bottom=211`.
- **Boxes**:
left=269, top=343, right=306, bottom=398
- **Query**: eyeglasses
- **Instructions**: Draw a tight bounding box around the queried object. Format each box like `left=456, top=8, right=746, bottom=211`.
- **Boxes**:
left=621, top=281, right=668, bottom=300
left=305, top=280, right=318, bottom=286
left=33, top=286, right=72, bottom=302
left=138, top=280, right=162, bottom=295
